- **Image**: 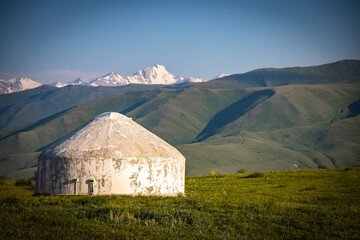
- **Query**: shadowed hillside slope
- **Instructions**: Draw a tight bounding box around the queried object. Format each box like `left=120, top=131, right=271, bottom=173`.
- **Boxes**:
left=195, top=89, right=275, bottom=142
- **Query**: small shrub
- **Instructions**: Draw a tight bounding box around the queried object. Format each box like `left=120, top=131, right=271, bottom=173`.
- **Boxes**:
left=344, top=167, right=351, bottom=171
left=237, top=169, right=245, bottom=174
left=318, top=165, right=329, bottom=169
left=210, top=170, right=216, bottom=176
left=244, top=172, right=264, bottom=178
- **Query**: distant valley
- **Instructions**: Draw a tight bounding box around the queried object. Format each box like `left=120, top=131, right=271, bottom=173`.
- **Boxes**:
left=0, top=60, right=359, bottom=179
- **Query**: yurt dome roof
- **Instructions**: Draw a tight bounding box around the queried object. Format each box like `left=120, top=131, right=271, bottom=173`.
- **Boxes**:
left=40, top=112, right=184, bottom=161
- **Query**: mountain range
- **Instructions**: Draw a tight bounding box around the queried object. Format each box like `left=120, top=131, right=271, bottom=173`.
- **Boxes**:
left=0, top=60, right=359, bottom=179
left=0, top=65, right=202, bottom=94
left=66, top=64, right=203, bottom=87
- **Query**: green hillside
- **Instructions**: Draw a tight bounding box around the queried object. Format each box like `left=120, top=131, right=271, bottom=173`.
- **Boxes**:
left=181, top=84, right=360, bottom=176
left=0, top=87, right=247, bottom=178
left=0, top=82, right=359, bottom=179
left=1, top=168, right=359, bottom=239
left=194, top=60, right=360, bottom=89
left=0, top=84, right=167, bottom=132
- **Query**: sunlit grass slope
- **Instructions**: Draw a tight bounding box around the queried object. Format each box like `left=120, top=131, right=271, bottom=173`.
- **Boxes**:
left=1, top=168, right=359, bottom=239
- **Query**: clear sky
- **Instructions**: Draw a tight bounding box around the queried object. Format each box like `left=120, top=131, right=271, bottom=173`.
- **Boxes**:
left=0, top=0, right=359, bottom=83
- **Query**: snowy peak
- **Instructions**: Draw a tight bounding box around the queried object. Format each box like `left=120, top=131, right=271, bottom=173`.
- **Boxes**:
left=134, top=64, right=178, bottom=85
left=64, top=64, right=203, bottom=87
left=178, top=76, right=203, bottom=83
left=89, top=72, right=128, bottom=87
left=49, top=77, right=92, bottom=88
left=0, top=77, right=42, bottom=94
left=16, top=77, right=42, bottom=89
left=134, top=64, right=203, bottom=84
left=215, top=73, right=231, bottom=79
left=102, top=72, right=123, bottom=80
left=72, top=77, right=92, bottom=85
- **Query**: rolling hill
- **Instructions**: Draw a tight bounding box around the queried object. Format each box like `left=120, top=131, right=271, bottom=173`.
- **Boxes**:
left=0, top=84, right=169, bottom=132
left=0, top=60, right=359, bottom=179
left=194, top=60, right=360, bottom=89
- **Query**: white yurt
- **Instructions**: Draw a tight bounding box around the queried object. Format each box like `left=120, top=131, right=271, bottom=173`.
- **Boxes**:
left=35, top=112, right=185, bottom=196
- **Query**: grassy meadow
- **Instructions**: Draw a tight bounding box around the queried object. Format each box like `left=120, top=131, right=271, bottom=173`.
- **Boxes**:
left=1, top=168, right=359, bottom=239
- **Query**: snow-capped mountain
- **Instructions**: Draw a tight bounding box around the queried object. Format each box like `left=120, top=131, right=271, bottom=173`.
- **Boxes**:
left=50, top=77, right=92, bottom=87
left=65, top=64, right=203, bottom=87
left=0, top=77, right=42, bottom=94
left=49, top=82, right=68, bottom=88
left=72, top=77, right=92, bottom=85
left=215, top=73, right=231, bottom=79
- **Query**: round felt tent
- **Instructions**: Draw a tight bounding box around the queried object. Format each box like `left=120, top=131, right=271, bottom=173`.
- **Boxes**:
left=35, top=112, right=185, bottom=196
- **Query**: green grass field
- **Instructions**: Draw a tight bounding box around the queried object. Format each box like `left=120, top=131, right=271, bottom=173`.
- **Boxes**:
left=1, top=168, right=359, bottom=239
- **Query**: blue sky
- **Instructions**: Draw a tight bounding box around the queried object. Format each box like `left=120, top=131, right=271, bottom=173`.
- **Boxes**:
left=0, top=0, right=359, bottom=83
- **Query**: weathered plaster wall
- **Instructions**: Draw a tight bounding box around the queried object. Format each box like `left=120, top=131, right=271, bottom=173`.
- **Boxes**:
left=36, top=155, right=185, bottom=196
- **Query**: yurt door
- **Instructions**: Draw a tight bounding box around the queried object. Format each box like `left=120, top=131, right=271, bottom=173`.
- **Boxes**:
left=89, top=179, right=94, bottom=195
